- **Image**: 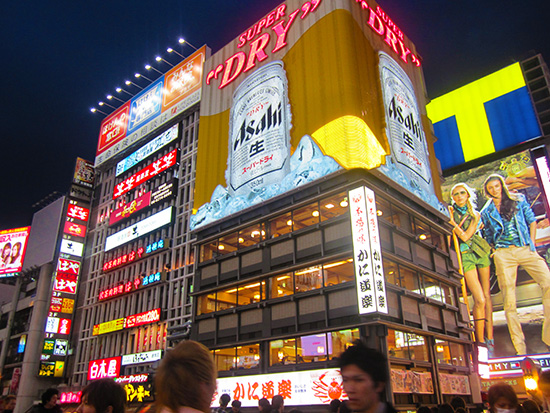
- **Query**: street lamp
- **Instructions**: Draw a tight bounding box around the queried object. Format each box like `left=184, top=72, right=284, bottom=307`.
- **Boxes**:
left=145, top=64, right=162, bottom=74
left=125, top=80, right=143, bottom=90
left=178, top=38, right=197, bottom=51
left=90, top=107, right=108, bottom=115
left=98, top=101, right=116, bottom=109
left=135, top=72, right=152, bottom=82
left=107, top=94, right=124, bottom=103
left=155, top=56, right=174, bottom=67
left=116, top=87, right=134, bottom=96
left=167, top=47, right=184, bottom=58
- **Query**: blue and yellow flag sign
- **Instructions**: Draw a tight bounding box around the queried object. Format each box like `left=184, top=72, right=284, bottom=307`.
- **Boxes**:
left=427, top=63, right=541, bottom=170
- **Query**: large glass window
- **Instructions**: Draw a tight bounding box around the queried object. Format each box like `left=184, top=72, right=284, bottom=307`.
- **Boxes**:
left=197, top=292, right=216, bottom=315
left=270, top=338, right=296, bottom=366
left=237, top=281, right=264, bottom=306
left=298, top=334, right=329, bottom=362
left=218, top=232, right=239, bottom=255
left=295, top=265, right=322, bottom=293
left=435, top=340, right=467, bottom=367
left=239, top=223, right=265, bottom=248
left=213, top=348, right=235, bottom=371
left=236, top=344, right=260, bottom=369
left=384, top=259, right=400, bottom=287
left=269, top=272, right=294, bottom=299
left=320, top=192, right=349, bottom=221
left=200, top=241, right=218, bottom=262
left=329, top=328, right=360, bottom=359
left=323, top=259, right=354, bottom=286
left=217, top=287, right=237, bottom=311
left=268, top=212, right=292, bottom=239
left=388, top=329, right=429, bottom=361
left=293, top=202, right=320, bottom=231
left=424, top=276, right=444, bottom=303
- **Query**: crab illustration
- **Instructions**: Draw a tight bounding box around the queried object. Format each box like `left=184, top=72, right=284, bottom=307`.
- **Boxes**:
left=312, top=373, right=346, bottom=403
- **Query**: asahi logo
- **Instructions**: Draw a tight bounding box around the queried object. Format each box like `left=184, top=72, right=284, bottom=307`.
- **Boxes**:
left=387, top=96, right=424, bottom=141
left=233, top=102, right=282, bottom=151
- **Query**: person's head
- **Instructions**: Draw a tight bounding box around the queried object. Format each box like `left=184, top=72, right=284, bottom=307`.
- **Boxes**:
left=10, top=242, right=21, bottom=259
left=329, top=399, right=341, bottom=413
left=339, top=341, right=387, bottom=413
left=522, top=400, right=540, bottom=413
left=455, top=408, right=467, bottom=413
left=155, top=340, right=217, bottom=413
left=258, top=398, right=270, bottom=412
left=41, top=389, right=59, bottom=409
left=231, top=400, right=241, bottom=412
left=484, top=174, right=518, bottom=202
left=219, top=394, right=231, bottom=408
left=539, top=370, right=550, bottom=400
left=417, top=406, right=431, bottom=413
left=2, top=243, right=11, bottom=260
left=77, top=379, right=126, bottom=413
left=451, top=183, right=477, bottom=212
left=450, top=397, right=466, bottom=411
left=4, top=396, right=16, bottom=411
left=272, top=395, right=284, bottom=412
left=438, top=403, right=455, bottom=413
left=487, top=382, right=518, bottom=413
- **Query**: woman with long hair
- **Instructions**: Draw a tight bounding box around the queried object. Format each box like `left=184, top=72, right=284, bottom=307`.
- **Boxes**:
left=449, top=183, right=493, bottom=352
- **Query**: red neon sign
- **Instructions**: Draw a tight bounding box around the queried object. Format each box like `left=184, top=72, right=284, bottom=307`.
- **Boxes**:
left=67, top=205, right=90, bottom=222
left=88, top=357, right=121, bottom=381
left=64, top=221, right=87, bottom=238
left=109, top=192, right=151, bottom=225
left=206, top=1, right=321, bottom=89
left=99, top=277, right=141, bottom=300
left=60, top=391, right=82, bottom=404
left=53, top=273, right=78, bottom=294
left=58, top=318, right=72, bottom=335
left=97, top=103, right=130, bottom=156
left=103, top=247, right=144, bottom=272
left=125, top=308, right=161, bottom=328
left=113, top=149, right=178, bottom=199
left=57, top=258, right=81, bottom=275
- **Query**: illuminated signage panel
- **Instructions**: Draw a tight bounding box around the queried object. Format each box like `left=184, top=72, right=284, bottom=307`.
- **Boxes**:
left=66, top=203, right=90, bottom=222
left=109, top=193, right=151, bottom=226
left=192, top=0, right=442, bottom=230
left=115, top=374, right=150, bottom=384
left=53, top=273, right=78, bottom=294
left=73, top=157, right=95, bottom=188
left=442, top=149, right=550, bottom=360
left=121, top=350, right=162, bottom=366
left=124, top=308, right=161, bottom=328
left=59, top=239, right=84, bottom=257
left=88, top=357, right=121, bottom=380
left=214, top=368, right=344, bottom=407
left=113, top=149, right=178, bottom=199
left=95, top=47, right=207, bottom=167
left=17, top=335, right=26, bottom=353
left=53, top=339, right=68, bottom=356
left=116, top=122, right=179, bottom=177
left=102, top=239, right=166, bottom=272
left=99, top=272, right=162, bottom=300
left=104, top=207, right=173, bottom=252
left=0, top=226, right=31, bottom=277
left=64, top=221, right=87, bottom=238
left=427, top=63, right=541, bottom=170
left=45, top=317, right=71, bottom=335
left=93, top=318, right=125, bottom=336
left=535, top=155, right=550, bottom=213
left=57, top=258, right=81, bottom=275
left=39, top=361, right=56, bottom=377
left=50, top=297, right=75, bottom=314
left=60, top=392, right=82, bottom=404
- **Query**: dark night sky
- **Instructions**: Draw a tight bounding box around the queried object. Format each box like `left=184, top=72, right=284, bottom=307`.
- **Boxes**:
left=1, top=0, right=549, bottom=231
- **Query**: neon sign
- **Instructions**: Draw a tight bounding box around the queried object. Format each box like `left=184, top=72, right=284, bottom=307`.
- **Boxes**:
left=113, top=149, right=178, bottom=199
left=88, top=357, right=121, bottom=380
left=125, top=308, right=161, bottom=328
left=115, top=374, right=149, bottom=384
left=98, top=271, right=162, bottom=301
left=64, top=221, right=87, bottom=238
left=206, top=1, right=321, bottom=89
left=66, top=204, right=90, bottom=222
left=57, top=258, right=81, bottom=275
left=102, top=239, right=165, bottom=272
left=93, top=318, right=125, bottom=336
left=60, top=392, right=82, bottom=404
left=53, top=273, right=78, bottom=294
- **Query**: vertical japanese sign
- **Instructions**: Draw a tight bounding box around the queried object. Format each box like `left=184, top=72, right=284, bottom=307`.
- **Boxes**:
left=349, top=186, right=387, bottom=314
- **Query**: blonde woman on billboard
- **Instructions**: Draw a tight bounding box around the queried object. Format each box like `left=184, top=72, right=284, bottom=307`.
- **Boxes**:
left=449, top=183, right=493, bottom=353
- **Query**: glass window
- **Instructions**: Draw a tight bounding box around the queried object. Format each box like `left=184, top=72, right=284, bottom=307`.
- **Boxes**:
left=236, top=344, right=260, bottom=369
left=217, top=287, right=237, bottom=311
left=390, top=206, right=411, bottom=232
left=440, top=283, right=455, bottom=306
left=218, top=232, right=239, bottom=255
left=270, top=338, right=296, bottom=366
left=298, top=334, right=328, bottom=362
left=269, top=273, right=294, bottom=298
left=200, top=241, right=218, bottom=262
left=388, top=329, right=429, bottom=361
left=197, top=293, right=216, bottom=315
left=239, top=223, right=265, bottom=248
left=268, top=212, right=292, bottom=239
left=323, top=258, right=354, bottom=286
left=449, top=342, right=467, bottom=367
left=320, top=192, right=349, bottom=221
left=295, top=265, right=322, bottom=293
left=400, top=265, right=420, bottom=292
left=431, top=228, right=446, bottom=251
left=384, top=259, right=400, bottom=287
left=413, top=218, right=431, bottom=243
left=376, top=197, right=393, bottom=225
left=329, top=329, right=360, bottom=359
left=424, top=276, right=443, bottom=303
left=237, top=281, right=264, bottom=306
left=435, top=340, right=452, bottom=365
left=293, top=202, right=320, bottom=231
left=213, top=348, right=235, bottom=371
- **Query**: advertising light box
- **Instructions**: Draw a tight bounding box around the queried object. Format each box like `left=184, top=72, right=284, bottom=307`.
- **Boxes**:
left=104, top=207, right=173, bottom=252
left=441, top=149, right=550, bottom=359
left=59, top=239, right=84, bottom=257
left=0, top=226, right=30, bottom=277
left=88, top=357, right=121, bottom=380
left=96, top=47, right=207, bottom=167
left=214, top=368, right=344, bottom=407
left=121, top=350, right=162, bottom=366
left=427, top=63, right=541, bottom=170
left=192, top=0, right=443, bottom=230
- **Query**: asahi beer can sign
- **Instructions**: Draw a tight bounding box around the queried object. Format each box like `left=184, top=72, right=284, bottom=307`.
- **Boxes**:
left=227, top=61, right=291, bottom=196
left=379, top=52, right=433, bottom=192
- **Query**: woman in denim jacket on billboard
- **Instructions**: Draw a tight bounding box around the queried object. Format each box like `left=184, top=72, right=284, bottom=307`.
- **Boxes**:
left=480, top=174, right=550, bottom=355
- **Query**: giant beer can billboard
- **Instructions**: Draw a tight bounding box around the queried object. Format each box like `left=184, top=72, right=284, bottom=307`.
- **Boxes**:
left=192, top=0, right=444, bottom=229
